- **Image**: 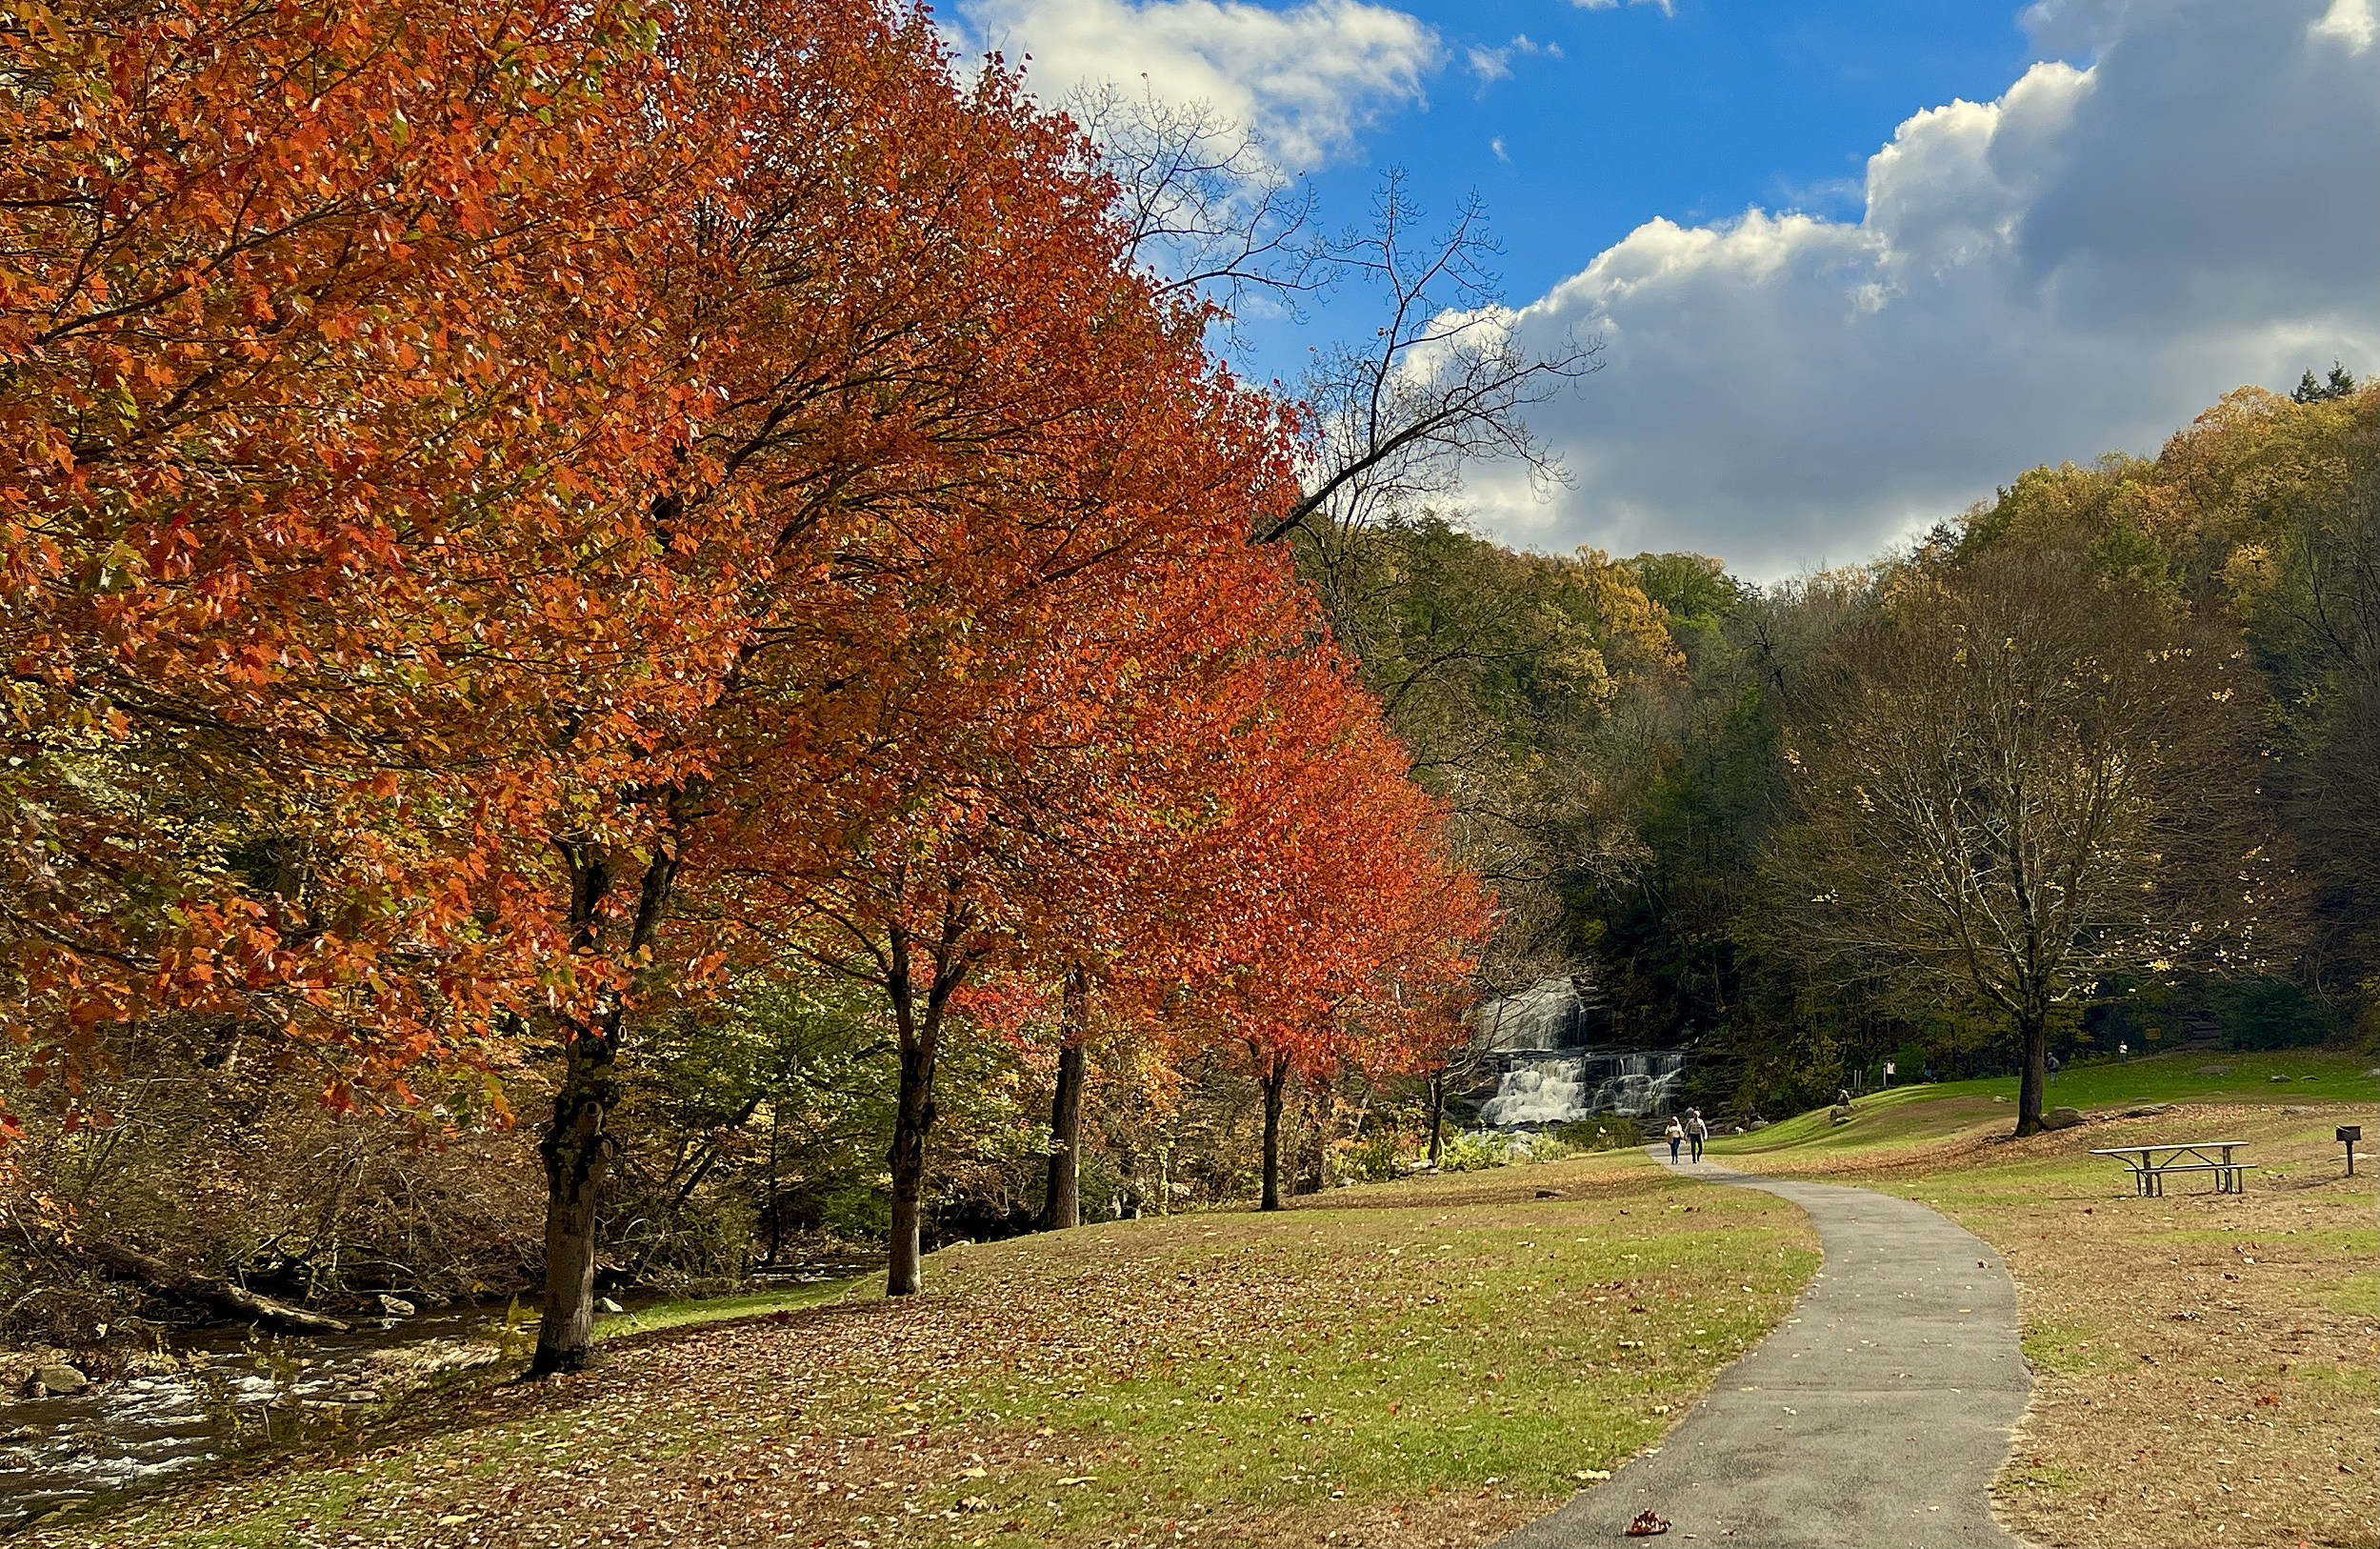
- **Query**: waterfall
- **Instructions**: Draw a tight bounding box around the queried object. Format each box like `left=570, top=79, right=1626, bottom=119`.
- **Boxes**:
left=1469, top=976, right=1685, bottom=1127
left=1475, top=977, right=1580, bottom=1052
left=1477, top=1050, right=1685, bottom=1126
left=1475, top=1058, right=1589, bottom=1125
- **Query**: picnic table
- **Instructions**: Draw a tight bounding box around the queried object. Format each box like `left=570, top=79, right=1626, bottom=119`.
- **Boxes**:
left=2091, top=1141, right=2255, bottom=1197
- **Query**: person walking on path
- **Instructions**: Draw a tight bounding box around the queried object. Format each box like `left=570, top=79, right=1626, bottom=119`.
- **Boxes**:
left=1686, top=1109, right=1709, bottom=1163
left=1664, top=1116, right=1685, bottom=1162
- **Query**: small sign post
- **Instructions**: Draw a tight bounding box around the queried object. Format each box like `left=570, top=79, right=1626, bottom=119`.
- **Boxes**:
left=2341, top=1125, right=2364, bottom=1177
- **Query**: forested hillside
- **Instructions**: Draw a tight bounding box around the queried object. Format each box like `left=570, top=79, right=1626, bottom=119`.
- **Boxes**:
left=1312, top=376, right=2375, bottom=1129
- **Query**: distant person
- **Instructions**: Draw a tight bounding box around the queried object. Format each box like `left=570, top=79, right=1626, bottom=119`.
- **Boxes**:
left=1686, top=1109, right=1709, bottom=1163
left=2119, top=1041, right=2130, bottom=1064
left=1664, top=1116, right=1685, bottom=1163
left=1836, top=1088, right=1852, bottom=1107
left=2047, top=1051, right=2062, bottom=1085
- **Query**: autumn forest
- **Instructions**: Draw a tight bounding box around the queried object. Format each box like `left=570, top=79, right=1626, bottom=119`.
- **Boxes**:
left=2, top=0, right=2374, bottom=1480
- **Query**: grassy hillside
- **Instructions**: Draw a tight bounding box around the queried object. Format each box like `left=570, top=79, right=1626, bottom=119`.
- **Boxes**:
left=1710, top=1047, right=2376, bottom=1160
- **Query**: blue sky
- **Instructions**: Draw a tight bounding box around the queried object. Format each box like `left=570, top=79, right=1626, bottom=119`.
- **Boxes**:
left=1248, top=0, right=2032, bottom=372
left=953, top=0, right=2380, bottom=576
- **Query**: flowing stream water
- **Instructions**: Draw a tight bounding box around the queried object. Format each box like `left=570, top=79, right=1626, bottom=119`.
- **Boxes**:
left=0, top=1306, right=502, bottom=1534
left=0, top=1257, right=871, bottom=1533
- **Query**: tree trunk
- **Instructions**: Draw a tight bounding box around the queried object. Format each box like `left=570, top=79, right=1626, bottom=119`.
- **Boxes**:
left=1426, top=1072, right=1447, bottom=1166
left=2014, top=1002, right=2049, bottom=1137
left=1259, top=1054, right=1289, bottom=1212
left=81, top=1241, right=351, bottom=1335
left=887, top=1036, right=936, bottom=1295
left=532, top=1027, right=616, bottom=1375
left=765, top=1100, right=782, bottom=1268
left=885, top=929, right=963, bottom=1298
left=530, top=830, right=679, bottom=1376
left=1037, top=965, right=1090, bottom=1232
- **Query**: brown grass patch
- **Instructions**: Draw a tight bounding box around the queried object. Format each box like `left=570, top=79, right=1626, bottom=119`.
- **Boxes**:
left=1790, top=1102, right=2378, bottom=1549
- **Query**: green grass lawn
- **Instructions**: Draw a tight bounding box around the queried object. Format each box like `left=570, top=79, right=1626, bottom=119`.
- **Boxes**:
left=593, top=1275, right=871, bottom=1339
left=1710, top=1046, right=2379, bottom=1160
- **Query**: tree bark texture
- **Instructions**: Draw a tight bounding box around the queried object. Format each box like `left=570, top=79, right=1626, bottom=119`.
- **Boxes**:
left=1258, top=1053, right=1289, bottom=1212
left=1037, top=965, right=1090, bottom=1231
left=532, top=1027, right=617, bottom=1375
left=887, top=1036, right=937, bottom=1296
left=1426, top=1072, right=1447, bottom=1166
left=531, top=830, right=679, bottom=1375
left=2015, top=1004, right=2049, bottom=1137
left=885, top=927, right=963, bottom=1298
left=1039, top=1039, right=1087, bottom=1231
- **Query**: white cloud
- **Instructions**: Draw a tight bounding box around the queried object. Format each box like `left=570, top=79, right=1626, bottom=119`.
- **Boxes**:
left=956, top=0, right=1441, bottom=169
left=1490, top=135, right=1510, bottom=162
left=2311, top=0, right=2376, bottom=50
left=1568, top=0, right=1675, bottom=14
left=1470, top=0, right=2380, bottom=578
left=1467, top=44, right=1512, bottom=86
left=1469, top=32, right=1562, bottom=91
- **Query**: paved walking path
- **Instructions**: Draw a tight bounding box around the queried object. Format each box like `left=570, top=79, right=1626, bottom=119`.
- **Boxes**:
left=1501, top=1151, right=2030, bottom=1549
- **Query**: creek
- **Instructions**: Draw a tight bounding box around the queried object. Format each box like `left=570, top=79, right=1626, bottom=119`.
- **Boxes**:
left=0, top=1304, right=500, bottom=1534
left=0, top=1257, right=869, bottom=1534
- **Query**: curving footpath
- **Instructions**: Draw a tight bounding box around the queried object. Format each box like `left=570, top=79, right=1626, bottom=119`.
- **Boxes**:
left=1502, top=1151, right=2030, bottom=1549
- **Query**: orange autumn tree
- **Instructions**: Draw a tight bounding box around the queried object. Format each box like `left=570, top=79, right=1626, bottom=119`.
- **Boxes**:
left=8, top=0, right=1493, bottom=1378
left=1, top=0, right=1236, bottom=1356
left=1001, top=553, right=1341, bottom=1234
left=697, top=352, right=1315, bottom=1297
left=497, top=0, right=1337, bottom=1319
left=495, top=0, right=1275, bottom=1352
left=1179, top=650, right=1490, bottom=1210
left=0, top=0, right=728, bottom=1130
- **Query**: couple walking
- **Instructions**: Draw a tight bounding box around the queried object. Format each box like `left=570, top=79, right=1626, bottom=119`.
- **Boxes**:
left=1664, top=1110, right=1709, bottom=1163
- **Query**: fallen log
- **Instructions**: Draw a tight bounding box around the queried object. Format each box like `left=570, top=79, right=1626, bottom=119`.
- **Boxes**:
left=81, top=1241, right=352, bottom=1335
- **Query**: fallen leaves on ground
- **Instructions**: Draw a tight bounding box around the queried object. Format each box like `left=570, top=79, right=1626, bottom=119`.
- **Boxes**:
left=26, top=1157, right=1816, bottom=1548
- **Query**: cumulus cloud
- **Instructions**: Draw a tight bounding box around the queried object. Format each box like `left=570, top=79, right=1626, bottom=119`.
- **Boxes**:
left=1474, top=0, right=2380, bottom=578
left=955, top=0, right=1441, bottom=169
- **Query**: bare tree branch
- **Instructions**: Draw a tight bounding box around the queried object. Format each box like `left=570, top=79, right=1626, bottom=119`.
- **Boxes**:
left=1259, top=170, right=1600, bottom=551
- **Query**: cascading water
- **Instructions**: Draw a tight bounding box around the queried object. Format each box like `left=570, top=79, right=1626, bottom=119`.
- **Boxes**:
left=1476, top=1060, right=1590, bottom=1125
left=1478, top=1050, right=1685, bottom=1124
left=1474, top=978, right=1579, bottom=1052
left=1468, top=976, right=1688, bottom=1126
